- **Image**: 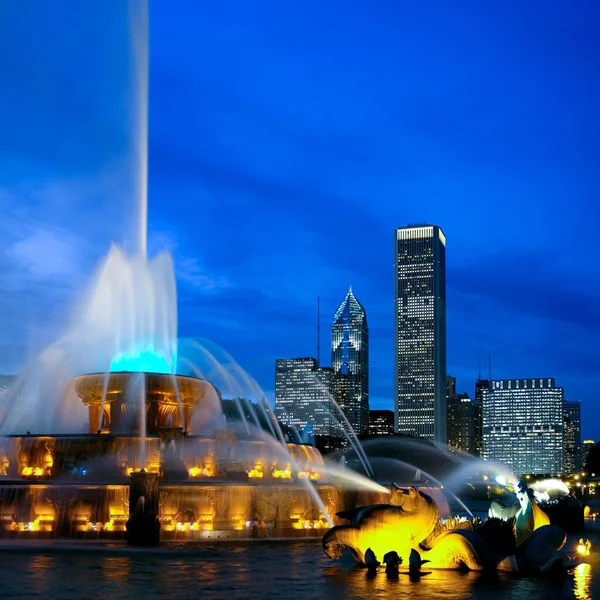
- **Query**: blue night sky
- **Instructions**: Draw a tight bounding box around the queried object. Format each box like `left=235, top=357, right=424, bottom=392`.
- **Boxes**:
left=0, top=2, right=598, bottom=436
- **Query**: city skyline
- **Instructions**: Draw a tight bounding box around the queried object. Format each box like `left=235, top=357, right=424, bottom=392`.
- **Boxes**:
left=0, top=2, right=598, bottom=439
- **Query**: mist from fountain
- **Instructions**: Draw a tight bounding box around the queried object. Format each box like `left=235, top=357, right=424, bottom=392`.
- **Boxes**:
left=313, top=381, right=374, bottom=478
left=373, top=457, right=473, bottom=516
left=441, top=457, right=518, bottom=496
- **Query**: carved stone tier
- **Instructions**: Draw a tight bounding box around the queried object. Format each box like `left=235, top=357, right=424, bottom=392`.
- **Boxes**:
left=72, top=372, right=208, bottom=435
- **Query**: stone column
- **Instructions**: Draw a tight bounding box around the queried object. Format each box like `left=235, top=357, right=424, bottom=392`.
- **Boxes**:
left=89, top=405, right=102, bottom=434
left=126, top=471, right=160, bottom=546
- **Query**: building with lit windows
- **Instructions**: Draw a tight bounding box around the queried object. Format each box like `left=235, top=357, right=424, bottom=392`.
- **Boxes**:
left=274, top=358, right=333, bottom=437
left=394, top=225, right=446, bottom=445
left=583, top=440, right=595, bottom=470
left=472, top=379, right=490, bottom=457
left=563, top=400, right=582, bottom=476
left=331, top=288, right=369, bottom=435
left=368, top=410, right=394, bottom=436
left=482, top=378, right=564, bottom=475
left=446, top=376, right=473, bottom=454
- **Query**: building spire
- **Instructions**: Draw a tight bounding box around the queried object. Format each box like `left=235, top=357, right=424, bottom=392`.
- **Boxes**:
left=349, top=284, right=353, bottom=294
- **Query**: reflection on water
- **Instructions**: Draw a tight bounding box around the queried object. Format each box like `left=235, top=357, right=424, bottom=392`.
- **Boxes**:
left=0, top=542, right=597, bottom=600
left=574, top=563, right=592, bottom=600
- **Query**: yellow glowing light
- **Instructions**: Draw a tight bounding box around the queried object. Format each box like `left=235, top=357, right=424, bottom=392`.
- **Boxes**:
left=577, top=538, right=591, bottom=556
left=298, top=471, right=320, bottom=481
left=21, top=518, right=43, bottom=532
left=272, top=465, right=292, bottom=479
left=21, top=467, right=44, bottom=477
left=189, top=466, right=212, bottom=478
left=574, top=563, right=591, bottom=599
left=248, top=462, right=264, bottom=478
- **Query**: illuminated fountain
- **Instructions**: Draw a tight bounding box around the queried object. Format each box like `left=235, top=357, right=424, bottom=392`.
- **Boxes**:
left=0, top=1, right=391, bottom=545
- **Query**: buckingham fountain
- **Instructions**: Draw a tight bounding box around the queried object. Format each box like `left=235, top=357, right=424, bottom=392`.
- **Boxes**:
left=0, top=4, right=592, bottom=588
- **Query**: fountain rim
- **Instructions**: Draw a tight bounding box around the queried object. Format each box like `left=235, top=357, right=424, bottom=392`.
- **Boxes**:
left=71, top=371, right=207, bottom=383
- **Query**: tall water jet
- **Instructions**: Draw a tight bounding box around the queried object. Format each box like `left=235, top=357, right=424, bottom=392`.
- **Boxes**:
left=129, top=0, right=149, bottom=258
left=0, top=0, right=418, bottom=548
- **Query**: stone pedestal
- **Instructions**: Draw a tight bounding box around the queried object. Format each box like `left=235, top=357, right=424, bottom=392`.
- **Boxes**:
left=159, top=427, right=188, bottom=480
left=126, top=471, right=160, bottom=546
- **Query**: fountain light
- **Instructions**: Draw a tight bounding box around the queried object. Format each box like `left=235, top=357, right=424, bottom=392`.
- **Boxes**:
left=298, top=471, right=319, bottom=481
left=19, top=518, right=52, bottom=533
left=272, top=465, right=292, bottom=479
left=248, top=462, right=264, bottom=478
left=21, top=467, right=45, bottom=477
left=577, top=538, right=591, bottom=556
left=189, top=466, right=212, bottom=478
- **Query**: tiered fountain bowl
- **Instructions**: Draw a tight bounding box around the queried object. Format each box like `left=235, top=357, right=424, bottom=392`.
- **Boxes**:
left=0, top=371, right=369, bottom=544
left=73, top=372, right=207, bottom=434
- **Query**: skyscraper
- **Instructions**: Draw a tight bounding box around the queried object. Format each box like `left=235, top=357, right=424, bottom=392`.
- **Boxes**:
left=482, top=378, right=564, bottom=475
left=394, top=225, right=447, bottom=445
left=583, top=440, right=595, bottom=470
left=274, top=358, right=333, bottom=437
left=368, top=410, right=394, bottom=436
left=446, top=375, right=473, bottom=454
left=331, top=288, right=369, bottom=435
left=563, top=400, right=582, bottom=475
left=473, top=378, right=490, bottom=457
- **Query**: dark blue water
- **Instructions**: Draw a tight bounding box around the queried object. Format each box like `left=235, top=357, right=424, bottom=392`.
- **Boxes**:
left=0, top=540, right=595, bottom=600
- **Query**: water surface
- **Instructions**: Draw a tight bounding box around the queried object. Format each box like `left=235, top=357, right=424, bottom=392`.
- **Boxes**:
left=0, top=540, right=596, bottom=600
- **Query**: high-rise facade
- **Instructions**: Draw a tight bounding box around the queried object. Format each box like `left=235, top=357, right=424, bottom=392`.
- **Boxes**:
left=446, top=376, right=473, bottom=454
left=473, top=379, right=490, bottom=457
left=394, top=225, right=446, bottom=445
left=583, top=440, right=595, bottom=470
left=482, top=378, right=564, bottom=475
left=331, top=288, right=369, bottom=435
left=274, top=358, right=333, bottom=437
left=368, top=410, right=394, bottom=436
left=563, top=400, right=582, bottom=475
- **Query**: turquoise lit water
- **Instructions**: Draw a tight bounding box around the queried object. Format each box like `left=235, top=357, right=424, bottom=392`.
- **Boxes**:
left=0, top=540, right=596, bottom=600
left=110, top=346, right=176, bottom=374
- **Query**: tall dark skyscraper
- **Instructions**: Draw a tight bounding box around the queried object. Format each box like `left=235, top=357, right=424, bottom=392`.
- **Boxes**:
left=446, top=375, right=473, bottom=454
left=473, top=378, right=490, bottom=457
left=331, top=288, right=369, bottom=435
left=394, top=225, right=447, bottom=445
left=563, top=400, right=582, bottom=475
